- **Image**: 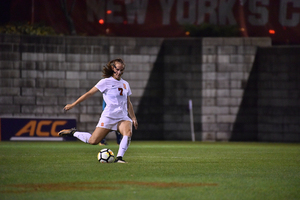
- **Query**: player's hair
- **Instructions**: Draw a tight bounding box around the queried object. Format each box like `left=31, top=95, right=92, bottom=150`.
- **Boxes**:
left=102, top=58, right=125, bottom=78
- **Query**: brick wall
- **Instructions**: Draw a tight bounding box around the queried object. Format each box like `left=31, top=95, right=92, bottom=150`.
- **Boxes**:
left=135, top=39, right=203, bottom=140
left=0, top=35, right=163, bottom=136
left=201, top=38, right=272, bottom=141
left=1, top=34, right=299, bottom=142
left=231, top=46, right=300, bottom=142
left=255, top=47, right=300, bottom=142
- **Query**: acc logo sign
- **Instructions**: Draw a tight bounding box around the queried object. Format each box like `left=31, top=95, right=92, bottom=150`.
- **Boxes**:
left=0, top=118, right=76, bottom=141
left=15, top=120, right=67, bottom=137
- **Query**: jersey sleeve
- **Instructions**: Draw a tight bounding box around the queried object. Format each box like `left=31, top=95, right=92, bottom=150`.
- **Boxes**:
left=95, top=79, right=107, bottom=93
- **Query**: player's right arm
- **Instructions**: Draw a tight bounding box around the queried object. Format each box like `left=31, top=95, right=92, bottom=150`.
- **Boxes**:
left=64, top=87, right=99, bottom=111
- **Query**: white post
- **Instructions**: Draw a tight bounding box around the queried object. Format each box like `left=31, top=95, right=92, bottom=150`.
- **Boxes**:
left=189, top=99, right=195, bottom=142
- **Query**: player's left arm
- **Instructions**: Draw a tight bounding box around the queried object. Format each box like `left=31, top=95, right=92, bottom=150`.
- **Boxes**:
left=127, top=96, right=138, bottom=130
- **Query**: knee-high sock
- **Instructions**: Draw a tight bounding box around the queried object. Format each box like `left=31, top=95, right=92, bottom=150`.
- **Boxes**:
left=117, top=135, right=131, bottom=158
left=73, top=131, right=91, bottom=144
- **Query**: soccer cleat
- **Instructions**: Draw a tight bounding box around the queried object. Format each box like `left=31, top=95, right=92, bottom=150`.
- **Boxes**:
left=114, top=157, right=127, bottom=163
left=58, top=128, right=77, bottom=137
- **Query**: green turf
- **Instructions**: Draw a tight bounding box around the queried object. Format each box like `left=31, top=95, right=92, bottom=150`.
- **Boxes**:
left=0, top=141, right=299, bottom=200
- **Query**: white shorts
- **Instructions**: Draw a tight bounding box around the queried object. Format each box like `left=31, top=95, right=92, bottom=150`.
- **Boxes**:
left=96, top=115, right=132, bottom=131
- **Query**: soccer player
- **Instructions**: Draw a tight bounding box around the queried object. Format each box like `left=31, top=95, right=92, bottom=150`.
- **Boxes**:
left=58, top=58, right=138, bottom=163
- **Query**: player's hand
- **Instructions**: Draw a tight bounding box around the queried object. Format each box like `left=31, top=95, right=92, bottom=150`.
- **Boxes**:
left=63, top=104, right=74, bottom=112
left=132, top=118, right=138, bottom=130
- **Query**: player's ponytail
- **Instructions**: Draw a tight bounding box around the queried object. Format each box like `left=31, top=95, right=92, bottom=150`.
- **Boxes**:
left=102, top=58, right=125, bottom=78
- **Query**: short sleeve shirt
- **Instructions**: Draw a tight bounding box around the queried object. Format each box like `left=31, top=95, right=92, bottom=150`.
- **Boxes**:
left=95, top=77, right=132, bottom=120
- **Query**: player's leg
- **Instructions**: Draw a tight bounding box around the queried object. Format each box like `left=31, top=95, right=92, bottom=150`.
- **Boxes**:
left=58, top=128, right=92, bottom=143
left=88, top=127, right=111, bottom=145
left=116, top=131, right=122, bottom=145
left=58, top=127, right=110, bottom=145
left=115, top=120, right=132, bottom=163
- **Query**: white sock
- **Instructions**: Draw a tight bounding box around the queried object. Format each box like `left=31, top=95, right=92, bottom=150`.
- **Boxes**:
left=73, top=131, right=92, bottom=144
left=117, top=136, right=131, bottom=158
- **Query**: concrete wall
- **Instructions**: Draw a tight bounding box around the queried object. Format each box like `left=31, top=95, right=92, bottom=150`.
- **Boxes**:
left=1, top=34, right=299, bottom=142
left=135, top=39, right=203, bottom=140
left=200, top=38, right=271, bottom=141
left=231, top=46, right=300, bottom=142
left=230, top=46, right=300, bottom=142
left=0, top=35, right=163, bottom=136
left=256, top=47, right=300, bottom=142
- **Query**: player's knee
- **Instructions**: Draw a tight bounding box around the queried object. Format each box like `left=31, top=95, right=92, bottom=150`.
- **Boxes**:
left=123, top=130, right=132, bottom=137
left=88, top=138, right=99, bottom=145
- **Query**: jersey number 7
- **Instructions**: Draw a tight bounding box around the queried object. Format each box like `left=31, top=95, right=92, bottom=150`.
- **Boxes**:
left=118, top=88, right=123, bottom=96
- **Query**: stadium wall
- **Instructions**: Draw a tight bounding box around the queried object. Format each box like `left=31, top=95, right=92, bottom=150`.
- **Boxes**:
left=0, top=34, right=299, bottom=142
left=231, top=46, right=300, bottom=142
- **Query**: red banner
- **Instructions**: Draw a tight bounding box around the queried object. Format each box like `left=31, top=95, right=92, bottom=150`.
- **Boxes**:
left=9, top=0, right=300, bottom=44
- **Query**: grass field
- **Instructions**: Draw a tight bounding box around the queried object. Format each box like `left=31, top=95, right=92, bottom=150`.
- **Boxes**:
left=0, top=141, right=299, bottom=200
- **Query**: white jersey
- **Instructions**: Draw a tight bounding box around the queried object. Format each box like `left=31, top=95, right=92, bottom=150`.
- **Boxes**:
left=95, top=77, right=132, bottom=120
